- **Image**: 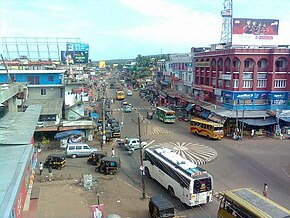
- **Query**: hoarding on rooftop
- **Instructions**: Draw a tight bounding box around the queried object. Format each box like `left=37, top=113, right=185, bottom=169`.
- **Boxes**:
left=232, top=18, right=279, bottom=46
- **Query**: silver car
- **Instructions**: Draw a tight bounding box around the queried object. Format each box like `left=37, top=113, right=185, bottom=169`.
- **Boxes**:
left=65, top=143, right=98, bottom=158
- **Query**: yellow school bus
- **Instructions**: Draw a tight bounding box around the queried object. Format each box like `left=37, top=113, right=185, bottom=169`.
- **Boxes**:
left=116, top=90, right=125, bottom=100
left=218, top=188, right=290, bottom=218
left=190, top=117, right=224, bottom=139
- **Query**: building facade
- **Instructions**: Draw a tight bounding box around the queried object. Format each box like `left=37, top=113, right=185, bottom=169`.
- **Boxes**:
left=193, top=48, right=290, bottom=111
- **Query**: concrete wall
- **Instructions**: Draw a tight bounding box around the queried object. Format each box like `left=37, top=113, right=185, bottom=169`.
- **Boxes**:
left=28, top=87, right=62, bottom=99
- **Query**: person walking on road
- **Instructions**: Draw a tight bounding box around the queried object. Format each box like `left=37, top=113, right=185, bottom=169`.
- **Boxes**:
left=37, top=142, right=41, bottom=153
left=48, top=165, right=53, bottom=182
left=263, top=183, right=268, bottom=198
left=111, top=147, right=115, bottom=157
left=39, top=162, right=44, bottom=176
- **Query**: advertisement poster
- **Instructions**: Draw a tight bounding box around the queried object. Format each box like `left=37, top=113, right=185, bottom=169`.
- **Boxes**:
left=232, top=18, right=279, bottom=46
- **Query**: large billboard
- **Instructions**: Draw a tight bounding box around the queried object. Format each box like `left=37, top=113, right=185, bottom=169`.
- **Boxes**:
left=61, top=51, right=89, bottom=64
left=232, top=18, right=279, bottom=46
left=66, top=42, right=89, bottom=52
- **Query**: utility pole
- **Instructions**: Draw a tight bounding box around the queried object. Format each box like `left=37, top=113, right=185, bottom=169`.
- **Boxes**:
left=101, top=84, right=106, bottom=150
left=241, top=98, right=245, bottom=140
left=132, top=112, right=146, bottom=199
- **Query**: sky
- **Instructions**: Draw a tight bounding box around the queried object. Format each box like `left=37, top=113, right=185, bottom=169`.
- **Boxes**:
left=1, top=0, right=290, bottom=61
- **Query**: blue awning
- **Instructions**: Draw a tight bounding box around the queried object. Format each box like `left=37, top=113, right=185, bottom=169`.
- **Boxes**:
left=240, top=117, right=277, bottom=127
left=280, top=117, right=290, bottom=122
left=91, top=112, right=99, bottom=119
left=54, top=130, right=82, bottom=139
left=200, top=110, right=211, bottom=119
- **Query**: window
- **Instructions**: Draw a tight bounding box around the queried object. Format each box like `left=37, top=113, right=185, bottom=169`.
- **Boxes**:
left=212, top=78, right=216, bottom=86
left=41, top=88, right=46, bottom=95
left=276, top=61, right=283, bottom=67
left=83, top=146, right=90, bottom=149
left=218, top=79, right=223, bottom=88
left=205, top=78, right=210, bottom=85
left=244, top=61, right=250, bottom=68
left=274, top=79, right=286, bottom=88
left=243, top=80, right=253, bottom=88
left=233, top=60, right=239, bottom=67
left=195, top=76, right=199, bottom=84
left=48, top=76, right=54, bottom=81
left=200, top=77, right=204, bottom=85
left=76, top=146, right=82, bottom=150
left=233, top=79, right=239, bottom=88
left=69, top=146, right=75, bottom=150
left=257, top=80, right=267, bottom=88
left=225, top=80, right=230, bottom=88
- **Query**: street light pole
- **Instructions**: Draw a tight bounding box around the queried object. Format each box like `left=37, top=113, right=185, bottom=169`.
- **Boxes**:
left=101, top=84, right=106, bottom=150
left=132, top=112, right=146, bottom=199
left=241, top=98, right=245, bottom=139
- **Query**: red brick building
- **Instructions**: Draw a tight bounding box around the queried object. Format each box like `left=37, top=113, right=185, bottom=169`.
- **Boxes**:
left=193, top=48, right=290, bottom=111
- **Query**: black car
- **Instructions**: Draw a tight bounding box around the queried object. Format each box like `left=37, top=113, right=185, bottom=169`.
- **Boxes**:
left=44, top=154, right=66, bottom=170
left=87, top=151, right=107, bottom=165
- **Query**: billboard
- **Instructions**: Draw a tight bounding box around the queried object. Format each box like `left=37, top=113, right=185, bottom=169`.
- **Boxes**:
left=61, top=51, right=88, bottom=64
left=66, top=42, right=89, bottom=52
left=232, top=18, right=279, bottom=46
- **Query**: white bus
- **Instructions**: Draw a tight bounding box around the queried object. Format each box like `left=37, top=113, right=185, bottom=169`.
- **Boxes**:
left=144, top=147, right=213, bottom=206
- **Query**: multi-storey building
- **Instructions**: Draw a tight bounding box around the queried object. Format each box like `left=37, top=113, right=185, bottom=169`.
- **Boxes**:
left=193, top=47, right=290, bottom=111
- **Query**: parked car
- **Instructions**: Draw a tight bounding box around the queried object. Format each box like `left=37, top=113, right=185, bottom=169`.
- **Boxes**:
left=124, top=138, right=147, bottom=151
left=65, top=143, right=98, bottom=158
left=44, top=154, right=66, bottom=170
left=127, top=90, right=133, bottom=96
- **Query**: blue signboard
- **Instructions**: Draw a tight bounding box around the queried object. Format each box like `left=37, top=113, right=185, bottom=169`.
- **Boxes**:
left=66, top=42, right=89, bottom=52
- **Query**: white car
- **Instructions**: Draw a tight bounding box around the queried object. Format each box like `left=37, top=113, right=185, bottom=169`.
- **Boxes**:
left=124, top=138, right=147, bottom=151
left=127, top=90, right=133, bottom=96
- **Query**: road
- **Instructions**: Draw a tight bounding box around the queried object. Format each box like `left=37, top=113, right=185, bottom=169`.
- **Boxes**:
left=107, top=84, right=290, bottom=218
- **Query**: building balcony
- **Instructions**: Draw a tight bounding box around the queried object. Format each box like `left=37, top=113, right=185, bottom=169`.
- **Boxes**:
left=257, top=67, right=268, bottom=72
left=243, top=67, right=254, bottom=72
left=275, top=67, right=288, bottom=72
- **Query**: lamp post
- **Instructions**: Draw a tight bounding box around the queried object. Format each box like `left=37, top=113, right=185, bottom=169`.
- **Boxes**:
left=241, top=98, right=245, bottom=140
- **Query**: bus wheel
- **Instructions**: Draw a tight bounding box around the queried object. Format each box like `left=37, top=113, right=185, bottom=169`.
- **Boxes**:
left=145, top=167, right=151, bottom=178
left=168, top=186, right=175, bottom=198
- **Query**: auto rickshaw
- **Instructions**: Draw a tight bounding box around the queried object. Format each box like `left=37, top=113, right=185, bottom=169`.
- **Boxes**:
left=44, top=154, right=66, bottom=170
left=95, top=157, right=121, bottom=175
left=87, top=151, right=107, bottom=165
left=149, top=196, right=175, bottom=218
left=147, top=111, right=153, bottom=119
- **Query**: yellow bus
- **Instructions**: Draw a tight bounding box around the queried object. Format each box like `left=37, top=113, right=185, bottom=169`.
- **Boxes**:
left=218, top=188, right=290, bottom=218
left=116, top=90, right=125, bottom=100
left=190, top=117, right=224, bottom=139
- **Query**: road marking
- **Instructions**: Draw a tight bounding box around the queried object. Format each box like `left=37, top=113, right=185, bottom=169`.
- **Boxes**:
left=282, top=167, right=290, bottom=178
left=142, top=140, right=155, bottom=150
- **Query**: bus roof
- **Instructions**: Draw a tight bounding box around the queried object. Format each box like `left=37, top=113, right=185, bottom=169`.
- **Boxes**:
left=156, top=106, right=175, bottom=113
left=190, top=117, right=223, bottom=127
left=153, top=147, right=208, bottom=178
left=224, top=188, right=290, bottom=218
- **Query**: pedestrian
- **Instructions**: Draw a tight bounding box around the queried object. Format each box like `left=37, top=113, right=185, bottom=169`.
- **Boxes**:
left=37, top=142, right=41, bottom=153
left=263, top=183, right=268, bottom=198
left=251, top=129, right=255, bottom=138
left=111, top=147, right=115, bottom=157
left=48, top=165, right=53, bottom=182
left=39, top=162, right=44, bottom=176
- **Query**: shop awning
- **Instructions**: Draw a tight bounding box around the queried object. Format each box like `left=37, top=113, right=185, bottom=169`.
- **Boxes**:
left=54, top=130, right=83, bottom=139
left=280, top=117, right=290, bottom=122
left=240, top=117, right=277, bottom=127
left=200, top=110, right=211, bottom=119
left=185, top=104, right=195, bottom=111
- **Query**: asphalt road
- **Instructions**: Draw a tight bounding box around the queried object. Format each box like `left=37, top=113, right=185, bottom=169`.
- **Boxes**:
left=105, top=83, right=290, bottom=218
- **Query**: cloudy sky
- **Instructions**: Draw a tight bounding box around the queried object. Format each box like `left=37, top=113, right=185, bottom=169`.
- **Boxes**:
left=1, top=0, right=290, bottom=61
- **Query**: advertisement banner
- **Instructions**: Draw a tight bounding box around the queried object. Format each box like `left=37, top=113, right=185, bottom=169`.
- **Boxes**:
left=232, top=18, right=279, bottom=46
left=61, top=51, right=89, bottom=64
left=66, top=42, right=89, bottom=52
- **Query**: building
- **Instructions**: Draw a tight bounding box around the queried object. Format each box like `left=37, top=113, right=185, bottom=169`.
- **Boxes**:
left=0, top=105, right=41, bottom=218
left=193, top=47, right=290, bottom=111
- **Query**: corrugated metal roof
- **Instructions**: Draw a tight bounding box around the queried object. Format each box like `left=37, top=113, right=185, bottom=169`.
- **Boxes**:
left=0, top=70, right=66, bottom=74
left=0, top=144, right=33, bottom=217
left=23, top=99, right=63, bottom=115
left=0, top=105, right=42, bottom=145
left=213, top=109, right=271, bottom=118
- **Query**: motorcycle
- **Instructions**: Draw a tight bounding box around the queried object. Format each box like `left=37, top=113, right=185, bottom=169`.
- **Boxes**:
left=117, top=138, right=127, bottom=148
